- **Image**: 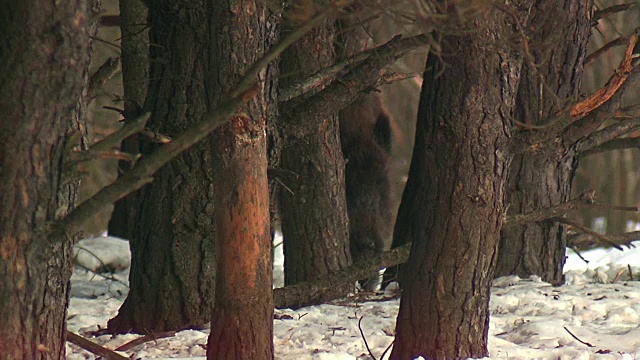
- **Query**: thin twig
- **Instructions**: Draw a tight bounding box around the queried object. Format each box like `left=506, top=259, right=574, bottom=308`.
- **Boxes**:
left=358, top=316, right=377, bottom=360
left=563, top=327, right=595, bottom=347
left=65, top=331, right=129, bottom=360
left=114, top=331, right=176, bottom=352
left=380, top=339, right=395, bottom=360
left=568, top=246, right=589, bottom=265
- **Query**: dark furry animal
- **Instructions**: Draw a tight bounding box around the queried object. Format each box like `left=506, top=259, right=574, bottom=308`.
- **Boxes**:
left=339, top=93, right=395, bottom=280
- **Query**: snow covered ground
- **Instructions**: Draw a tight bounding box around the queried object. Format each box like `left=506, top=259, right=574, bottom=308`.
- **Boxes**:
left=67, top=235, right=640, bottom=359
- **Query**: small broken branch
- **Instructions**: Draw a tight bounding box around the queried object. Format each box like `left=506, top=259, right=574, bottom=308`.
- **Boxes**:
left=569, top=231, right=640, bottom=249
left=563, top=327, right=595, bottom=347
left=581, top=136, right=640, bottom=157
left=88, top=57, right=121, bottom=96
left=553, top=217, right=624, bottom=251
left=114, top=331, right=176, bottom=352
left=90, top=112, right=151, bottom=152
left=577, top=121, right=640, bottom=155
left=505, top=190, right=638, bottom=227
left=65, top=331, right=129, bottom=360
left=274, top=243, right=411, bottom=309
left=563, top=30, right=638, bottom=119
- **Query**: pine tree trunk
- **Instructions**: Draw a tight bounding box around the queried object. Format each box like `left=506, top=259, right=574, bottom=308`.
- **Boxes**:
left=390, top=9, right=526, bottom=358
left=278, top=21, right=353, bottom=295
left=107, top=0, right=149, bottom=238
left=0, top=1, right=94, bottom=358
left=108, top=0, right=216, bottom=333
left=206, top=0, right=274, bottom=358
left=495, top=0, right=592, bottom=284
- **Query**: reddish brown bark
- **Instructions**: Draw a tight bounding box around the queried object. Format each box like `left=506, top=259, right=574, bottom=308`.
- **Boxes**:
left=206, top=0, right=274, bottom=358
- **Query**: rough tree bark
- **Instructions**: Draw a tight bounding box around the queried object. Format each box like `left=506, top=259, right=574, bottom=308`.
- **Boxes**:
left=108, top=0, right=216, bottom=333
left=0, top=1, right=95, bottom=358
left=278, top=17, right=353, bottom=295
left=495, top=0, right=593, bottom=284
left=107, top=0, right=149, bottom=237
left=206, top=0, right=274, bottom=358
left=390, top=7, right=528, bottom=358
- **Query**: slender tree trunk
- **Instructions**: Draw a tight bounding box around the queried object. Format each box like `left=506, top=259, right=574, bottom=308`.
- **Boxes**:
left=390, top=8, right=527, bottom=358
left=107, top=0, right=149, bottom=238
left=278, top=20, right=353, bottom=295
left=206, top=0, right=274, bottom=358
left=0, top=1, right=95, bottom=358
left=495, top=0, right=593, bottom=284
left=108, top=0, right=216, bottom=333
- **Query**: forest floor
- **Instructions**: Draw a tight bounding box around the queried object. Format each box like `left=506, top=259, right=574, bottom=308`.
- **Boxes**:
left=66, top=235, right=640, bottom=359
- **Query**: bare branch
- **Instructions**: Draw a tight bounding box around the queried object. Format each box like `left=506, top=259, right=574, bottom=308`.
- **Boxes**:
left=505, top=190, right=638, bottom=227
left=283, top=34, right=429, bottom=125
left=90, top=112, right=151, bottom=152
left=593, top=3, right=636, bottom=22
left=513, top=29, right=640, bottom=154
left=581, top=135, right=640, bottom=157
left=553, top=217, right=624, bottom=250
left=585, top=36, right=628, bottom=66
left=114, top=331, right=176, bottom=352
left=279, top=36, right=427, bottom=101
left=570, top=231, right=640, bottom=248
left=274, top=243, right=411, bottom=309
left=577, top=121, right=640, bottom=155
left=66, top=331, right=129, bottom=360
left=88, top=57, right=121, bottom=96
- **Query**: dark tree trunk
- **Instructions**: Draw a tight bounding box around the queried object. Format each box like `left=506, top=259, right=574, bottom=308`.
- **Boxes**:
left=0, top=1, right=94, bottom=358
left=108, top=0, right=216, bottom=333
left=390, top=9, right=527, bottom=359
left=278, top=21, right=353, bottom=294
left=495, top=0, right=593, bottom=284
left=206, top=0, right=274, bottom=358
left=107, top=0, right=149, bottom=237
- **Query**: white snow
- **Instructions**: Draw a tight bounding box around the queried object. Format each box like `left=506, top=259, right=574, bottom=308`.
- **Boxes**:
left=67, top=236, right=640, bottom=359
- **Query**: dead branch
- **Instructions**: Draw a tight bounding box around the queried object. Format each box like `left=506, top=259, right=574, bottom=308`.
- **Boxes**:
left=274, top=243, right=411, bottom=309
left=282, top=34, right=428, bottom=126
left=65, top=331, right=129, bottom=360
left=279, top=36, right=427, bottom=101
left=563, top=30, right=638, bottom=119
left=581, top=135, right=640, bottom=157
left=553, top=217, right=624, bottom=250
left=577, top=121, right=640, bottom=155
left=585, top=36, right=628, bottom=66
left=114, top=330, right=176, bottom=352
left=90, top=112, right=151, bottom=152
left=49, top=3, right=351, bottom=241
left=569, top=231, right=640, bottom=249
left=593, top=3, right=636, bottom=22
left=88, top=57, right=121, bottom=97
left=513, top=29, right=640, bottom=154
left=505, top=190, right=638, bottom=227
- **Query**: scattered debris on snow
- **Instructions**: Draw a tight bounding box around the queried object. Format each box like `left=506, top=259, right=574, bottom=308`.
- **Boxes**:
left=67, top=236, right=640, bottom=359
